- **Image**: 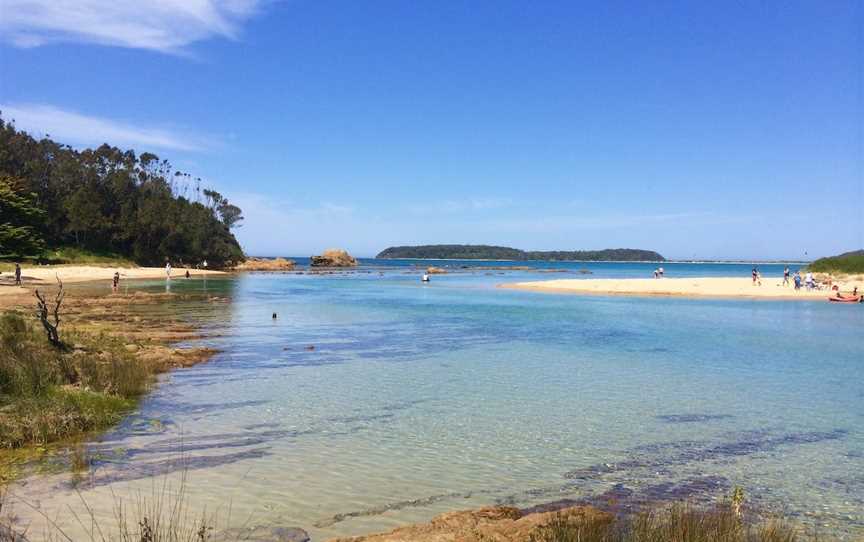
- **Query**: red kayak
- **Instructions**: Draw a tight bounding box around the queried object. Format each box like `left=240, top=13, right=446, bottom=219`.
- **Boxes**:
left=828, top=295, right=861, bottom=303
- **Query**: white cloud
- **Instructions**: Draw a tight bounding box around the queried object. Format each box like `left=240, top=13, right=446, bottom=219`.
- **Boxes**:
left=407, top=197, right=513, bottom=216
left=478, top=211, right=742, bottom=234
left=1, top=103, right=214, bottom=152
left=0, top=0, right=263, bottom=53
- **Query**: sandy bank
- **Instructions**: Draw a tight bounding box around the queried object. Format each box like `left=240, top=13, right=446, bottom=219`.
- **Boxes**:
left=501, top=276, right=864, bottom=300
left=0, top=265, right=225, bottom=296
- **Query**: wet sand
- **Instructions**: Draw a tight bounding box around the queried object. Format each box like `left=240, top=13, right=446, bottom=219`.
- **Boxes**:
left=501, top=276, right=864, bottom=300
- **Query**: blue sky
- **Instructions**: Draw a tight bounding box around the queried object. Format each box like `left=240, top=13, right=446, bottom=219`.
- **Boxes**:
left=1, top=1, right=861, bottom=259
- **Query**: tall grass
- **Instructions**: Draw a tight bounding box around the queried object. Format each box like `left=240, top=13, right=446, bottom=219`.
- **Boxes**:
left=0, top=474, right=217, bottom=542
left=0, top=312, right=150, bottom=449
left=529, top=503, right=809, bottom=542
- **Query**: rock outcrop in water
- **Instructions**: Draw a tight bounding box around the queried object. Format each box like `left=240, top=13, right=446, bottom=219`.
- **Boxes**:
left=328, top=505, right=610, bottom=542
left=213, top=526, right=309, bottom=542
left=235, top=257, right=296, bottom=271
left=311, top=248, right=358, bottom=267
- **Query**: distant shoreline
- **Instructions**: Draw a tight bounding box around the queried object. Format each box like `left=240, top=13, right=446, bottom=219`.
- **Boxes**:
left=373, top=257, right=811, bottom=265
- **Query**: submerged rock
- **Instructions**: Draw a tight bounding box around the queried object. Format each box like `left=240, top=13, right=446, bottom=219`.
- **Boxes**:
left=328, top=505, right=610, bottom=542
left=213, top=526, right=309, bottom=542
left=310, top=249, right=357, bottom=267
left=426, top=266, right=447, bottom=274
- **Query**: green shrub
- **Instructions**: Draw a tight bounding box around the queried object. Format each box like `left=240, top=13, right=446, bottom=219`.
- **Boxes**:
left=807, top=250, right=864, bottom=274
left=0, top=388, right=134, bottom=448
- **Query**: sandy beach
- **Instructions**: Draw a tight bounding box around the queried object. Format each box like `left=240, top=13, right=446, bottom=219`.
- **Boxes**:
left=501, top=276, right=864, bottom=300
left=0, top=265, right=225, bottom=296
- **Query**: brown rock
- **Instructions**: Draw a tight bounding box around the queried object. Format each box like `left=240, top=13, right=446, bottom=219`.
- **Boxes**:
left=235, top=257, right=296, bottom=271
left=328, top=505, right=611, bottom=542
left=426, top=266, right=448, bottom=274
left=310, top=249, right=358, bottom=267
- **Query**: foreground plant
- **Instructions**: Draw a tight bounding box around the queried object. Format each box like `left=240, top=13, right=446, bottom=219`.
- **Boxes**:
left=0, top=312, right=150, bottom=450
left=529, top=503, right=807, bottom=542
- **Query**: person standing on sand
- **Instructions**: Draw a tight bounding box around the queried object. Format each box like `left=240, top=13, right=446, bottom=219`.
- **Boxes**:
left=751, top=266, right=761, bottom=286
left=112, top=271, right=120, bottom=292
left=14, top=263, right=21, bottom=286
left=783, top=266, right=790, bottom=286
left=165, top=261, right=172, bottom=280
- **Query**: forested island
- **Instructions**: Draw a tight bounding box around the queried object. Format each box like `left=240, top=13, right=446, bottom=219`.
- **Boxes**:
left=376, top=245, right=665, bottom=261
left=0, top=115, right=244, bottom=267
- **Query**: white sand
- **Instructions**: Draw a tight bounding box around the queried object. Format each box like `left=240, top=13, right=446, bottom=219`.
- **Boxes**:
left=0, top=265, right=225, bottom=296
left=501, top=276, right=864, bottom=300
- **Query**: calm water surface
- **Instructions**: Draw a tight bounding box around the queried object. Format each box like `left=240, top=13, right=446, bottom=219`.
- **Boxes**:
left=12, top=262, right=864, bottom=540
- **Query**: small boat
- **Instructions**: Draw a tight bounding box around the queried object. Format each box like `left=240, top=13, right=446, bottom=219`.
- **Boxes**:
left=828, top=294, right=861, bottom=303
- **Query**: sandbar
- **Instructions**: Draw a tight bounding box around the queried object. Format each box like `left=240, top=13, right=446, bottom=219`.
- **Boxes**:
left=500, top=276, right=864, bottom=300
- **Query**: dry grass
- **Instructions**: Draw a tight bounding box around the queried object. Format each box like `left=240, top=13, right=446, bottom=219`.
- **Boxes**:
left=528, top=503, right=812, bottom=542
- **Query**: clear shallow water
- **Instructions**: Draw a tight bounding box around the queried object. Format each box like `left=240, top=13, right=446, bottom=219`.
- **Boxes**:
left=11, top=262, right=864, bottom=540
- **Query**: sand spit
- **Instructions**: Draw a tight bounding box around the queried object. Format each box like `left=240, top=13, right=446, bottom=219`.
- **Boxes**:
left=501, top=276, right=864, bottom=300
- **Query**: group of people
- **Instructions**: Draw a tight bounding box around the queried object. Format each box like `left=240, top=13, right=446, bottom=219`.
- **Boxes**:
left=652, top=267, right=665, bottom=278
left=164, top=261, right=197, bottom=280
left=109, top=260, right=201, bottom=292
left=761, top=266, right=819, bottom=290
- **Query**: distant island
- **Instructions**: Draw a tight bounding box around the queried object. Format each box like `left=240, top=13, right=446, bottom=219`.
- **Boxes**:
left=376, top=245, right=665, bottom=262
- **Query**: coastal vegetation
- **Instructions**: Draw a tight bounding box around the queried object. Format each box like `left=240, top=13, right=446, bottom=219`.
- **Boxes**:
left=807, top=249, right=864, bottom=275
left=0, top=115, right=244, bottom=267
left=0, top=288, right=221, bottom=482
left=376, top=245, right=664, bottom=261
left=0, top=311, right=146, bottom=450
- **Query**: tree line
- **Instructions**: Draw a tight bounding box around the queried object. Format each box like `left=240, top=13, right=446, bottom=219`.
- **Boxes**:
left=0, top=115, right=245, bottom=267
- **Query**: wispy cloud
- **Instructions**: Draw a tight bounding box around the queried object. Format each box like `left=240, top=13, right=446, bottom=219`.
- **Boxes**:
left=478, top=211, right=742, bottom=234
left=0, top=103, right=214, bottom=152
left=407, top=197, right=513, bottom=216
left=0, top=0, right=264, bottom=53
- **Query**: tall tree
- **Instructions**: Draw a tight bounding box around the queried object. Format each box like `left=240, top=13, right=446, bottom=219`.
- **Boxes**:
left=0, top=175, right=46, bottom=257
left=0, top=115, right=245, bottom=266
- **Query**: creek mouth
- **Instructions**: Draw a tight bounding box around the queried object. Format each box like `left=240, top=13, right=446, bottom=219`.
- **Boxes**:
left=3, top=273, right=862, bottom=540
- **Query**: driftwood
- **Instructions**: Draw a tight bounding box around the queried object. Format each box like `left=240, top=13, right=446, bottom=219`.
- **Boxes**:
left=35, top=276, right=64, bottom=347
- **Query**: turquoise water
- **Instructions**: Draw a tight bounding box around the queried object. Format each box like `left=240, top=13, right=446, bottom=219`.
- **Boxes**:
left=11, top=262, right=864, bottom=540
